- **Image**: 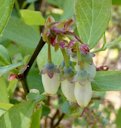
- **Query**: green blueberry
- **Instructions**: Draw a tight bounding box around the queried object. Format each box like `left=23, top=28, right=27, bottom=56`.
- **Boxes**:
left=42, top=73, right=60, bottom=95
left=61, top=79, right=76, bottom=102
left=74, top=81, right=92, bottom=107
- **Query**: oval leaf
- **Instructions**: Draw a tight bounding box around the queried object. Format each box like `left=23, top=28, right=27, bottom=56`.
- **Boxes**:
left=30, top=109, right=42, bottom=128
left=92, top=71, right=121, bottom=91
left=0, top=77, right=9, bottom=103
left=1, top=16, right=40, bottom=52
left=20, top=10, right=45, bottom=26
left=0, top=0, right=14, bottom=34
left=104, top=36, right=121, bottom=49
left=116, top=108, right=121, bottom=128
left=75, top=0, right=111, bottom=48
left=112, top=0, right=121, bottom=5
left=0, top=45, right=11, bottom=65
left=0, top=101, right=35, bottom=128
left=0, top=103, right=13, bottom=111
left=7, top=79, right=18, bottom=97
left=0, top=62, right=23, bottom=77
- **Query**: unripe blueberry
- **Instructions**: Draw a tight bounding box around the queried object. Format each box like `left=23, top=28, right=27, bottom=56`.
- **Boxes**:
left=60, top=66, right=76, bottom=102
left=74, top=81, right=92, bottom=107
left=61, top=79, right=76, bottom=102
left=41, top=63, right=60, bottom=95
left=42, top=73, right=60, bottom=95
left=86, top=63, right=96, bottom=80
left=75, top=63, right=96, bottom=80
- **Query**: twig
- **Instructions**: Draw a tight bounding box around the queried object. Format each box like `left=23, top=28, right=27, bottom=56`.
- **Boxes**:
left=53, top=113, right=65, bottom=128
left=44, top=117, right=48, bottom=128
left=43, top=96, right=51, bottom=128
left=19, top=78, right=29, bottom=94
left=23, top=37, right=45, bottom=77
left=17, top=32, right=45, bottom=94
left=50, top=110, right=60, bottom=128
left=80, top=107, right=89, bottom=117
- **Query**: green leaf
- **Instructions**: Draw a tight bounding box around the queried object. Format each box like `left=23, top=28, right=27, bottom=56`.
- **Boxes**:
left=60, top=101, right=70, bottom=114
left=1, top=16, right=40, bottom=52
left=37, top=44, right=63, bottom=71
left=26, top=92, right=46, bottom=102
left=42, top=105, right=50, bottom=116
left=30, top=109, right=42, bottom=128
left=0, top=109, right=5, bottom=117
left=26, top=0, right=37, bottom=3
left=0, top=103, right=13, bottom=111
left=0, top=77, right=9, bottom=103
left=0, top=44, right=11, bottom=65
left=0, top=109, right=7, bottom=117
left=20, top=10, right=45, bottom=26
left=27, top=68, right=44, bottom=93
left=75, top=0, right=111, bottom=48
left=112, top=0, right=121, bottom=5
left=60, top=0, right=74, bottom=20
left=47, top=0, right=63, bottom=7
left=0, top=102, right=13, bottom=118
left=92, top=71, right=121, bottom=91
left=0, top=0, right=14, bottom=34
left=7, top=79, right=18, bottom=97
left=47, top=0, right=74, bottom=20
left=0, top=62, right=23, bottom=77
left=116, top=108, right=121, bottom=128
left=0, top=101, right=35, bottom=128
left=104, top=36, right=121, bottom=49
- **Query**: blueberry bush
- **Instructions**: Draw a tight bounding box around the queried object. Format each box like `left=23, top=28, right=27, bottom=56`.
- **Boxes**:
left=0, top=0, right=121, bottom=127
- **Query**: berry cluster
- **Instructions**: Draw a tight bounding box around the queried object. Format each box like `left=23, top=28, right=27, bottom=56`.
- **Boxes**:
left=41, top=17, right=96, bottom=107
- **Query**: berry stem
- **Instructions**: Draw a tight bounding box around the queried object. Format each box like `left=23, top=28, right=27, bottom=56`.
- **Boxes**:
left=48, top=43, right=52, bottom=63
left=76, top=43, right=81, bottom=64
left=61, top=49, right=70, bottom=67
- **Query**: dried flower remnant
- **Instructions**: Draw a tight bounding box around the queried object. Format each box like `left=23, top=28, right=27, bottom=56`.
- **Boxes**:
left=41, top=63, right=60, bottom=95
left=80, top=44, right=90, bottom=55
